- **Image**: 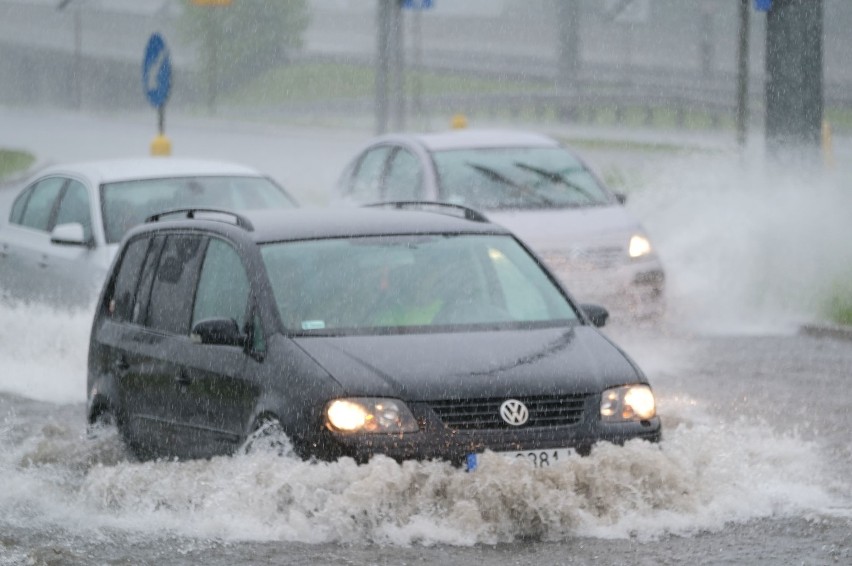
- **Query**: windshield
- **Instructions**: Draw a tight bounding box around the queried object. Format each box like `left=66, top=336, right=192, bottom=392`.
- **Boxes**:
left=261, top=234, right=578, bottom=335
left=432, top=147, right=612, bottom=210
left=101, top=175, right=295, bottom=243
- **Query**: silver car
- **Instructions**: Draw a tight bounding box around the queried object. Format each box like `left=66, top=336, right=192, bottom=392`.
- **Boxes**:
left=335, top=129, right=664, bottom=316
left=0, top=158, right=296, bottom=307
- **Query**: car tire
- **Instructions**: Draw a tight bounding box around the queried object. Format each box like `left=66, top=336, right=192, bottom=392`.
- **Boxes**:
left=242, top=416, right=292, bottom=457
left=87, top=405, right=142, bottom=461
left=86, top=404, right=116, bottom=439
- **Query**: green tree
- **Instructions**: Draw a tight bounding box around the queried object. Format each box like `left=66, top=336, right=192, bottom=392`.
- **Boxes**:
left=179, top=0, right=310, bottom=111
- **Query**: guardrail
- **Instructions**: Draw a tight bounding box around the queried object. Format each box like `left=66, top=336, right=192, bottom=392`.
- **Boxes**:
left=230, top=56, right=852, bottom=132
left=276, top=52, right=852, bottom=131
left=2, top=40, right=850, bottom=132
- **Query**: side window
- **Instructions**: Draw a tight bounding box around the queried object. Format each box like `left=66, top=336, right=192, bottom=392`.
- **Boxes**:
left=133, top=236, right=165, bottom=325
left=9, top=186, right=33, bottom=224
left=250, top=312, right=266, bottom=354
left=384, top=149, right=422, bottom=201
left=110, top=237, right=150, bottom=322
left=146, top=235, right=206, bottom=335
left=19, top=177, right=65, bottom=232
left=54, top=180, right=93, bottom=241
left=192, top=239, right=250, bottom=332
left=350, top=146, right=392, bottom=202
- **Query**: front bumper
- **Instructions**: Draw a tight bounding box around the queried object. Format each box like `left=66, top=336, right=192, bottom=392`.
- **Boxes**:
left=316, top=401, right=662, bottom=465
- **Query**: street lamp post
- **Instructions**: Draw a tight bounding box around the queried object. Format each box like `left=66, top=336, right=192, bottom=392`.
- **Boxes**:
left=764, top=0, right=824, bottom=158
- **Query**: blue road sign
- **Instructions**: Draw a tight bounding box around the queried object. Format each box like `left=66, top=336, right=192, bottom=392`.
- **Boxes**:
left=404, top=0, right=433, bottom=10
left=755, top=0, right=772, bottom=11
left=142, top=33, right=171, bottom=109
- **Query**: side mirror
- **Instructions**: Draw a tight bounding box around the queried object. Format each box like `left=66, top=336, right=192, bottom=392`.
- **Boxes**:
left=51, top=222, right=89, bottom=247
left=580, top=303, right=609, bottom=327
left=614, top=193, right=627, bottom=205
left=191, top=317, right=246, bottom=347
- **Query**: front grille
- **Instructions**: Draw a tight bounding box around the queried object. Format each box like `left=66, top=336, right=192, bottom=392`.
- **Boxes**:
left=427, top=395, right=588, bottom=430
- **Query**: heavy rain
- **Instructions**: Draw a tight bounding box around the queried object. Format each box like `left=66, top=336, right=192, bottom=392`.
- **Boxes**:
left=1, top=1, right=851, bottom=564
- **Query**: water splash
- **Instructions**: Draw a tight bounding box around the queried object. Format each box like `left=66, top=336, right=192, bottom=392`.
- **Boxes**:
left=0, top=299, right=92, bottom=404
left=629, top=148, right=852, bottom=333
left=0, top=405, right=840, bottom=547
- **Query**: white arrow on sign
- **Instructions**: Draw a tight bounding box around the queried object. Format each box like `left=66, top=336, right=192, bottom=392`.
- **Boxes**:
left=146, top=49, right=168, bottom=93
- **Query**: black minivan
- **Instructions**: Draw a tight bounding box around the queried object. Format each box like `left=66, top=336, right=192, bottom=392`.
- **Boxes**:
left=87, top=204, right=660, bottom=468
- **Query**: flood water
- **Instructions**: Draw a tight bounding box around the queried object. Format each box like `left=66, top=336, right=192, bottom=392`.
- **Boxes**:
left=1, top=298, right=850, bottom=564
left=1, top=108, right=852, bottom=564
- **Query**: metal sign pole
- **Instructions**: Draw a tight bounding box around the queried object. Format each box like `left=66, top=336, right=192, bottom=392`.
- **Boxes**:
left=736, top=0, right=750, bottom=150
left=376, top=0, right=392, bottom=134
left=143, top=33, right=172, bottom=156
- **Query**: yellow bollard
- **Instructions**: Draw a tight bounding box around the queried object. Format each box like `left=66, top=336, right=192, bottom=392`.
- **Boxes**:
left=150, top=134, right=172, bottom=157
left=821, top=119, right=834, bottom=169
left=450, top=113, right=468, bottom=130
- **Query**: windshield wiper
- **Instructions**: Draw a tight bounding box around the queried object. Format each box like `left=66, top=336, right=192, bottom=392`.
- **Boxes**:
left=513, top=162, right=599, bottom=204
left=465, top=162, right=555, bottom=206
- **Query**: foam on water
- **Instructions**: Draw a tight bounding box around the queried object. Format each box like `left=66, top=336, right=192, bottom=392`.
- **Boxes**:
left=0, top=400, right=843, bottom=547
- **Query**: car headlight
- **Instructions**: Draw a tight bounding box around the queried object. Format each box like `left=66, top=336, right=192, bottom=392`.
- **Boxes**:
left=628, top=234, right=653, bottom=259
left=325, top=398, right=419, bottom=434
left=600, top=385, right=656, bottom=421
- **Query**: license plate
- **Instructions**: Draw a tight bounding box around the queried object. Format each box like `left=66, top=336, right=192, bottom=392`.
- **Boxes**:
left=466, top=448, right=574, bottom=471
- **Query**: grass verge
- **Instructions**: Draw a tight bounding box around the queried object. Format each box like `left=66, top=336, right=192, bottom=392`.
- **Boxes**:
left=225, top=61, right=541, bottom=105
left=0, top=149, right=35, bottom=180
left=554, top=136, right=719, bottom=154
left=827, top=283, right=852, bottom=325
left=219, top=62, right=747, bottom=133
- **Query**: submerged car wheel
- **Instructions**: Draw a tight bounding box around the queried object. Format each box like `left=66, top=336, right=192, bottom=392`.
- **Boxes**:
left=242, top=416, right=293, bottom=457
left=86, top=404, right=143, bottom=461
left=86, top=403, right=116, bottom=439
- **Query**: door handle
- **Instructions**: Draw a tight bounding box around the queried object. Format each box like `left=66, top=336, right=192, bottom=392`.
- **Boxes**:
left=113, top=356, right=130, bottom=371
left=38, top=254, right=49, bottom=269
left=174, top=371, right=192, bottom=387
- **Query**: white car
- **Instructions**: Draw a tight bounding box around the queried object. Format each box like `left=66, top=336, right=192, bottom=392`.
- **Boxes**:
left=0, top=158, right=297, bottom=307
left=335, top=129, right=664, bottom=316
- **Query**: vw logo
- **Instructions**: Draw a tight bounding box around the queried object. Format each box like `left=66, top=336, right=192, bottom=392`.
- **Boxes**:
left=499, top=399, right=529, bottom=426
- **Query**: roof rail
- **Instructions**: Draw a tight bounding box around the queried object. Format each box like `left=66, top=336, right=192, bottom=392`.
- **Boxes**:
left=363, top=201, right=489, bottom=223
left=144, top=208, right=255, bottom=231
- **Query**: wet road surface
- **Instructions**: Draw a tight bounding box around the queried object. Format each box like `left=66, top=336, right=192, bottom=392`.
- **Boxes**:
left=1, top=308, right=850, bottom=565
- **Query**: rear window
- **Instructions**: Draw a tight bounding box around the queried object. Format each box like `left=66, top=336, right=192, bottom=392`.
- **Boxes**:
left=100, top=176, right=296, bottom=244
left=261, top=233, right=577, bottom=335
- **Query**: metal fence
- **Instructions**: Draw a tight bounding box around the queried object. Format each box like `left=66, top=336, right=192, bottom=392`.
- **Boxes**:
left=1, top=0, right=850, bottom=131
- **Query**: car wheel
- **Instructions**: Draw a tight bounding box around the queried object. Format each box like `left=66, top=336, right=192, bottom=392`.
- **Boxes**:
left=86, top=405, right=116, bottom=439
left=87, top=405, right=140, bottom=461
left=242, top=416, right=293, bottom=457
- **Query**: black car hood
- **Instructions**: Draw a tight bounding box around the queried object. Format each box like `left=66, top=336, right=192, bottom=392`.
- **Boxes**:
left=292, top=326, right=642, bottom=401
